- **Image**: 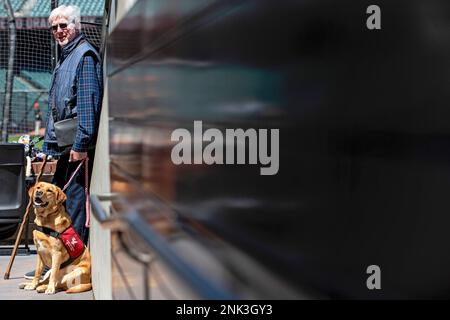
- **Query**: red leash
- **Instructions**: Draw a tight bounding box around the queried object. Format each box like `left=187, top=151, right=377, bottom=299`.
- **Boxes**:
left=62, top=157, right=90, bottom=228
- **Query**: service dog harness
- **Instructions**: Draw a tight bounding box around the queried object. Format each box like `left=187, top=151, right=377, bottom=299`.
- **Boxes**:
left=36, top=225, right=85, bottom=268
left=34, top=157, right=90, bottom=269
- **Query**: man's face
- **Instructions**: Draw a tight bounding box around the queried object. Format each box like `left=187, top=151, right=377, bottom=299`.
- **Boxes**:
left=51, top=16, right=77, bottom=47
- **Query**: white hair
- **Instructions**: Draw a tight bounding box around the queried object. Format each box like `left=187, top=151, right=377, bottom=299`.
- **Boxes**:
left=49, top=5, right=81, bottom=30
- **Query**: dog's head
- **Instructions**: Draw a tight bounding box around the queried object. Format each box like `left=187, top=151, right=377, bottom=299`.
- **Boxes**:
left=29, top=182, right=66, bottom=217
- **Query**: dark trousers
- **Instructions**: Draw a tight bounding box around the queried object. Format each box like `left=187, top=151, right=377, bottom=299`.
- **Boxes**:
left=52, top=149, right=95, bottom=245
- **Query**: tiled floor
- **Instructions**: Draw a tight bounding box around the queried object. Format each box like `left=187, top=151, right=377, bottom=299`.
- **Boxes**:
left=0, top=253, right=93, bottom=300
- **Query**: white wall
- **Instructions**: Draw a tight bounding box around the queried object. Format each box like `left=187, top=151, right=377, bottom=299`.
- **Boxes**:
left=89, top=71, right=112, bottom=300
left=89, top=0, right=138, bottom=300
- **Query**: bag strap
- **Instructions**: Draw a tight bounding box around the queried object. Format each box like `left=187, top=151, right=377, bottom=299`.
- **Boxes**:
left=51, top=92, right=60, bottom=122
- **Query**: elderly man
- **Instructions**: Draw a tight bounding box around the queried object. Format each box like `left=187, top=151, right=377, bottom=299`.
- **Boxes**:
left=25, top=5, right=103, bottom=280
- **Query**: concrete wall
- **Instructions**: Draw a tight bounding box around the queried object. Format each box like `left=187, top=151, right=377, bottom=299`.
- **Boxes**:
left=89, top=67, right=112, bottom=300
left=89, top=0, right=137, bottom=300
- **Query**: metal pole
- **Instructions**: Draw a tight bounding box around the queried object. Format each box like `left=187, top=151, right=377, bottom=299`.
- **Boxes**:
left=1, top=0, right=17, bottom=143
left=51, top=0, right=59, bottom=69
left=100, top=0, right=113, bottom=60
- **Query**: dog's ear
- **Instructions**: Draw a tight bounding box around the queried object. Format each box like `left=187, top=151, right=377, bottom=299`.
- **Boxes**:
left=56, top=187, right=67, bottom=205
left=28, top=186, right=35, bottom=198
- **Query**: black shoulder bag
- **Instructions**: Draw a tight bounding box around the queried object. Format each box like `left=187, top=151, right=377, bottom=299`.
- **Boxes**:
left=52, top=97, right=78, bottom=148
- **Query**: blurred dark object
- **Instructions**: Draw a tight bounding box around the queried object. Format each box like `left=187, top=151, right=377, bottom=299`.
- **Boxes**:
left=0, top=144, right=26, bottom=241
left=106, top=0, right=450, bottom=299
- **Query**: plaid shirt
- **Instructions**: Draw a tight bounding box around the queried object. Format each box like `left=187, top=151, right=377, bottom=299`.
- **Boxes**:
left=43, top=40, right=103, bottom=156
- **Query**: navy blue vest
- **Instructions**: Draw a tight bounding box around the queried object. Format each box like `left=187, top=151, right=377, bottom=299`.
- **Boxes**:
left=44, top=36, right=101, bottom=145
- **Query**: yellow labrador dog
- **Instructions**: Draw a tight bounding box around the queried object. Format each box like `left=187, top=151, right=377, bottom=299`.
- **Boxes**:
left=20, top=182, right=91, bottom=294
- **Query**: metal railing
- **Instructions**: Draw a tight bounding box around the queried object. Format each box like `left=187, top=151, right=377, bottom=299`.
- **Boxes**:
left=90, top=193, right=236, bottom=300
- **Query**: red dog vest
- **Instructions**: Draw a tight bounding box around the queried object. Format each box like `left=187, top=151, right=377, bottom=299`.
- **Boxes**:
left=59, top=226, right=85, bottom=260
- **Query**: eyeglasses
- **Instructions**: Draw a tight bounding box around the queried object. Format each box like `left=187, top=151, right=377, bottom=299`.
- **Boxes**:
left=51, top=23, right=68, bottom=32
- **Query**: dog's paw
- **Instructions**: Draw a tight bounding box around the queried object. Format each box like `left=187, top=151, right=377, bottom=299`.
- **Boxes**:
left=45, top=286, right=56, bottom=295
left=36, top=285, right=48, bottom=293
left=23, top=282, right=38, bottom=291
left=18, top=282, right=27, bottom=289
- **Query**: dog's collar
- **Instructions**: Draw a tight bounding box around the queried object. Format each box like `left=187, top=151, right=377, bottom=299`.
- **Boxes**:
left=35, top=226, right=61, bottom=239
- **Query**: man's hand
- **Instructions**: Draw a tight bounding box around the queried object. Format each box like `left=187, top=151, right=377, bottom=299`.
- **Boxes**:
left=69, top=150, right=87, bottom=162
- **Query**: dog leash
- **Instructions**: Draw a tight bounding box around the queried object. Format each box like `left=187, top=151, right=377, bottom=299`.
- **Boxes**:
left=62, top=157, right=90, bottom=228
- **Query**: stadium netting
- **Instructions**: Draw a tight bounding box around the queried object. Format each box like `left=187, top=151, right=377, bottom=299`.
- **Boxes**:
left=0, top=0, right=105, bottom=138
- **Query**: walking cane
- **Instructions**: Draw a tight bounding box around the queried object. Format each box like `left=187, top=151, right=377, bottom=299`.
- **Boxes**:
left=4, top=155, right=48, bottom=280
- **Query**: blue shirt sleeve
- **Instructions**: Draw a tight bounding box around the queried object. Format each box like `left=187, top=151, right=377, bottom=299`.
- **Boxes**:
left=72, top=54, right=102, bottom=152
